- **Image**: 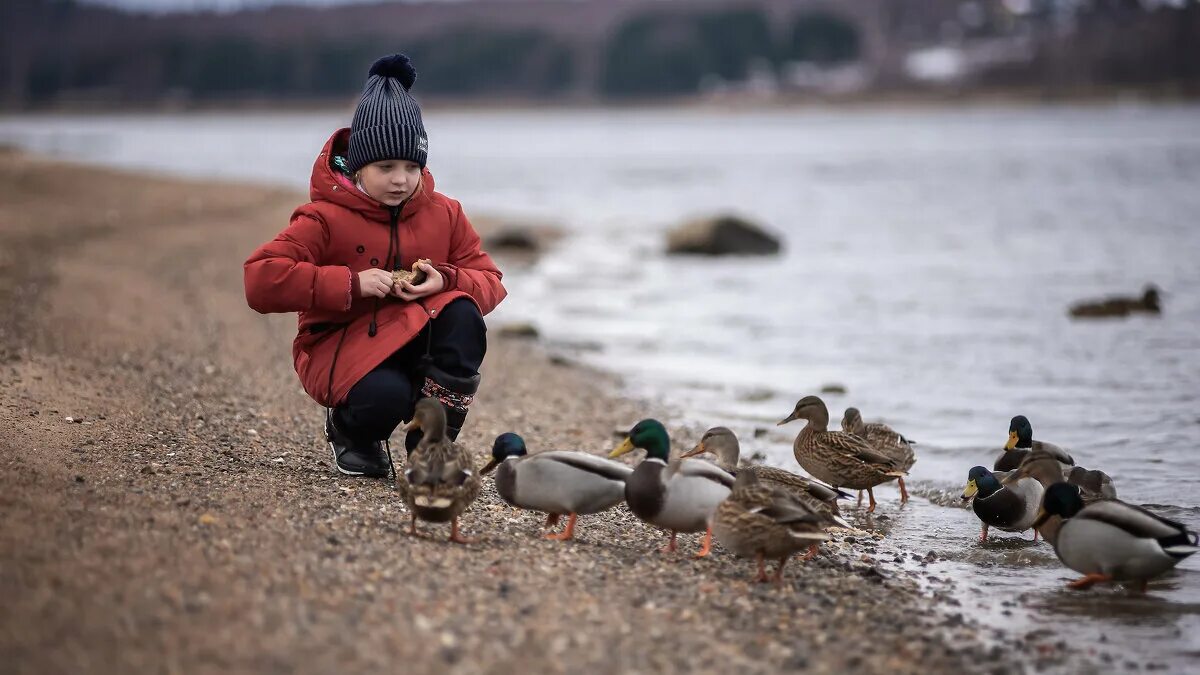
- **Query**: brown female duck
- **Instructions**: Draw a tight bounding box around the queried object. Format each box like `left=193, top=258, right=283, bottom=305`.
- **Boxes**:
left=778, top=396, right=906, bottom=513
left=840, top=407, right=916, bottom=503
left=711, top=470, right=834, bottom=585
left=680, top=426, right=850, bottom=524
left=398, top=398, right=482, bottom=544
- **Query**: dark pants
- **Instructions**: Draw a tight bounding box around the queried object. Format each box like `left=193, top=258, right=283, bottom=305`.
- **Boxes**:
left=334, top=298, right=485, bottom=445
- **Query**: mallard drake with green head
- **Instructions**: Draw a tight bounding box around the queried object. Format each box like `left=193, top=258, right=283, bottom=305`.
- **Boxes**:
left=398, top=398, right=482, bottom=544
left=994, top=415, right=1074, bottom=472
left=841, top=407, right=917, bottom=503
left=481, top=432, right=632, bottom=541
left=961, top=466, right=1045, bottom=542
left=712, top=470, right=833, bottom=585
left=610, top=419, right=734, bottom=557
left=680, top=426, right=850, bottom=524
left=777, top=396, right=906, bottom=513
left=1034, top=483, right=1197, bottom=591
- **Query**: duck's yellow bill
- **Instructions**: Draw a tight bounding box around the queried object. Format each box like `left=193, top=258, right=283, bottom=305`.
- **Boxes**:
left=961, top=480, right=978, bottom=500
left=1004, top=431, right=1018, bottom=450
left=679, top=440, right=705, bottom=459
left=609, top=437, right=635, bottom=458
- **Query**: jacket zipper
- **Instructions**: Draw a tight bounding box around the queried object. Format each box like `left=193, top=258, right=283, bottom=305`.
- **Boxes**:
left=368, top=205, right=402, bottom=338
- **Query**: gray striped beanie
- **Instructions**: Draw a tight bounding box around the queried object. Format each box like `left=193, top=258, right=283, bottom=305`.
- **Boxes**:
left=347, top=54, right=429, bottom=173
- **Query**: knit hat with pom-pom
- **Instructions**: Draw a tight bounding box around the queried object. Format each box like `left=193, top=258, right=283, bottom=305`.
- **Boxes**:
left=347, top=54, right=428, bottom=172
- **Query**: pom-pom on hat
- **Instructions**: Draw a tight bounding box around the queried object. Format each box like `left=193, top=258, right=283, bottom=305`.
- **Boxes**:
left=347, top=54, right=429, bottom=173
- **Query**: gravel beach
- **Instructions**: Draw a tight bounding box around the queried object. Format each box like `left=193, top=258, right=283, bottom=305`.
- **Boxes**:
left=0, top=151, right=1062, bottom=674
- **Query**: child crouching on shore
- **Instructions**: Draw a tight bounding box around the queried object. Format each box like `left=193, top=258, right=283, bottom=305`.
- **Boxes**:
left=244, top=54, right=506, bottom=477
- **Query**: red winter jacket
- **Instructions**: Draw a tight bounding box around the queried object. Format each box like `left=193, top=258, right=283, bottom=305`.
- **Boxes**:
left=244, top=128, right=506, bottom=407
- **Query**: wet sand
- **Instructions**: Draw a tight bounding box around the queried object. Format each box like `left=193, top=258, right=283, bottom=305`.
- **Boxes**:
left=0, top=151, right=1072, bottom=673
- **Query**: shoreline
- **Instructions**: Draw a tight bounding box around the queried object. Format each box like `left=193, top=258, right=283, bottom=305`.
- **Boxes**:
left=3, top=84, right=1199, bottom=119
left=0, top=152, right=1067, bottom=673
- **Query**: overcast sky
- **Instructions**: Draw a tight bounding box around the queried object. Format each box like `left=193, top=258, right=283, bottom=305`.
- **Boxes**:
left=81, top=0, right=464, bottom=13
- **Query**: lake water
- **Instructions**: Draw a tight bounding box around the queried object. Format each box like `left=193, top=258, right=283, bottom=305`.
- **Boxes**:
left=4, top=104, right=1199, bottom=671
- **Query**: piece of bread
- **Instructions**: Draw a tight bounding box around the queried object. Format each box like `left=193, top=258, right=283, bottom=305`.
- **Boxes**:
left=392, top=258, right=433, bottom=287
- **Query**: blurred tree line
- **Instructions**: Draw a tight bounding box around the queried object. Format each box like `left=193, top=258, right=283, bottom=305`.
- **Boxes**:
left=1, top=0, right=1196, bottom=107
left=601, top=10, right=858, bottom=96
left=4, top=1, right=861, bottom=105
left=22, top=29, right=576, bottom=101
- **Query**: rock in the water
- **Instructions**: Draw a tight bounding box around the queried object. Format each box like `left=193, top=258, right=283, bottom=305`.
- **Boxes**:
left=665, top=214, right=781, bottom=256
left=497, top=323, right=540, bottom=340
left=738, top=387, right=774, bottom=402
left=485, top=228, right=540, bottom=253
left=820, top=383, right=848, bottom=395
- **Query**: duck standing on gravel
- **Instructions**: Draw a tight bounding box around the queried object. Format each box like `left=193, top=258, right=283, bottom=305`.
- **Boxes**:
left=840, top=407, right=917, bottom=504
left=610, top=419, right=734, bottom=557
left=1034, top=483, right=1198, bottom=591
left=961, top=466, right=1045, bottom=543
left=398, top=398, right=481, bottom=544
left=481, top=432, right=632, bottom=541
left=712, top=470, right=834, bottom=585
left=777, top=396, right=907, bottom=513
left=994, top=415, right=1075, bottom=472
left=680, top=426, right=850, bottom=523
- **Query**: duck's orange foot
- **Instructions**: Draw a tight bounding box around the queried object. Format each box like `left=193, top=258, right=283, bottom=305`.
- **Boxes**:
left=544, top=513, right=577, bottom=541
left=448, top=518, right=477, bottom=545
left=752, top=553, right=769, bottom=583
left=1067, top=573, right=1112, bottom=590
left=693, top=526, right=713, bottom=559
left=772, top=556, right=791, bottom=586
left=409, top=515, right=426, bottom=538
left=660, top=531, right=678, bottom=554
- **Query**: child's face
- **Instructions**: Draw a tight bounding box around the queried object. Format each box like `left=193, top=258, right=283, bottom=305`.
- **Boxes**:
left=358, top=160, right=422, bottom=206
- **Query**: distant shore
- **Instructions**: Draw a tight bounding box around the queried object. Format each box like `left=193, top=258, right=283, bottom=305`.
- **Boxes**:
left=0, top=150, right=1076, bottom=673
left=3, top=81, right=1197, bottom=117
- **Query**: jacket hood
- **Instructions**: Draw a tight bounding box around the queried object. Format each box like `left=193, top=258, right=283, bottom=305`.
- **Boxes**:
left=309, top=128, right=435, bottom=223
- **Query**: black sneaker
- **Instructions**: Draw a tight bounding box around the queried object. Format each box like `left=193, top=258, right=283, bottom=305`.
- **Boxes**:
left=325, top=409, right=391, bottom=478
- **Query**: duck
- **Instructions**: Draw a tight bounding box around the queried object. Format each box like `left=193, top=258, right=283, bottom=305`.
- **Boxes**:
left=993, top=415, right=1075, bottom=472
left=680, top=426, right=850, bottom=524
left=609, top=418, right=734, bottom=557
left=711, top=469, right=833, bottom=585
left=481, top=432, right=632, bottom=541
left=397, top=398, right=482, bottom=544
left=777, top=395, right=906, bottom=513
left=961, top=466, right=1045, bottom=542
left=1016, top=451, right=1116, bottom=503
left=841, top=407, right=917, bottom=503
left=1034, top=482, right=1198, bottom=591
left=1068, top=284, right=1161, bottom=319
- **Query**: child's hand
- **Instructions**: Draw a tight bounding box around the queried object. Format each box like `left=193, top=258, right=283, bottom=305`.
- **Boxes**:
left=393, top=262, right=445, bottom=301
left=358, top=268, right=395, bottom=298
